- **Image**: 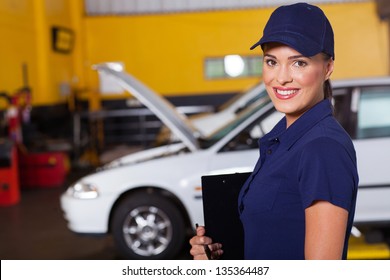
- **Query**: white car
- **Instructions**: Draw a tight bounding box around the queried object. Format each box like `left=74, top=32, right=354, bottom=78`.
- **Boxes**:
left=60, top=65, right=390, bottom=259
left=189, top=82, right=266, bottom=138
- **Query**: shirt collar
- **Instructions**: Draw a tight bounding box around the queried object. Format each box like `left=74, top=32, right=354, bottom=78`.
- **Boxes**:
left=261, top=99, right=333, bottom=150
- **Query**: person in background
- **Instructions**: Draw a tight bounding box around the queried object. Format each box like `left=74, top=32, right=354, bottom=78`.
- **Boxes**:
left=190, top=2, right=359, bottom=260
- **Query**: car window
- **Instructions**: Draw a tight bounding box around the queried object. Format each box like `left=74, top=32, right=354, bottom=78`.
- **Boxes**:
left=220, top=110, right=283, bottom=152
left=200, top=95, right=272, bottom=148
left=217, top=82, right=265, bottom=113
left=357, top=87, right=390, bottom=139
left=333, top=87, right=355, bottom=137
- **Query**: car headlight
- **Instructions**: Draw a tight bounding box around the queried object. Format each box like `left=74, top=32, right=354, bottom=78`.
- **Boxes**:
left=66, top=181, right=99, bottom=199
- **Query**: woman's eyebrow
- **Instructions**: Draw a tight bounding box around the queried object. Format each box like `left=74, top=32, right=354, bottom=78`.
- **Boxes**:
left=288, top=55, right=311, bottom=60
left=264, top=54, right=276, bottom=59
left=264, top=54, right=311, bottom=60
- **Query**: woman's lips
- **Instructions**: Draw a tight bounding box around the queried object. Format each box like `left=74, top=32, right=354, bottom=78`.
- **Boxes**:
left=274, top=87, right=300, bottom=100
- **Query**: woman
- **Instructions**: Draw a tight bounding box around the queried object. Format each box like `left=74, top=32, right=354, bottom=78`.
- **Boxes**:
left=190, top=2, right=358, bottom=260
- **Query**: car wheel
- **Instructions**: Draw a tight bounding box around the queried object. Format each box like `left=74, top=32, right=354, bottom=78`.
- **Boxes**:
left=111, top=192, right=186, bottom=259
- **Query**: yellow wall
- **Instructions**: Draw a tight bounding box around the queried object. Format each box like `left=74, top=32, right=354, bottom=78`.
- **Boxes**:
left=325, top=2, right=389, bottom=79
left=0, top=0, right=82, bottom=106
left=0, top=0, right=37, bottom=98
left=84, top=10, right=266, bottom=97
left=84, top=1, right=389, bottom=98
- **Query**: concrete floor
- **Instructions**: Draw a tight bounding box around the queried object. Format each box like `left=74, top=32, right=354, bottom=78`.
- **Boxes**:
left=0, top=168, right=191, bottom=260
left=0, top=169, right=121, bottom=260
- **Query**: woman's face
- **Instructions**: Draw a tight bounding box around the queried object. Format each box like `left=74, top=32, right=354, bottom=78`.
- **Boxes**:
left=262, top=43, right=334, bottom=127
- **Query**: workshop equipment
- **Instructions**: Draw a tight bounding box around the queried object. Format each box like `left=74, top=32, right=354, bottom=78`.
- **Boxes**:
left=18, top=151, right=70, bottom=189
left=0, top=139, right=20, bottom=206
left=2, top=84, right=69, bottom=189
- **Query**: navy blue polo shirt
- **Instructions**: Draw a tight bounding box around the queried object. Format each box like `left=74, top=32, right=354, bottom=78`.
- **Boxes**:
left=238, top=99, right=359, bottom=260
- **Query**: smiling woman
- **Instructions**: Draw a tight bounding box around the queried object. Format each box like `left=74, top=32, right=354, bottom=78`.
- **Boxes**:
left=262, top=44, right=334, bottom=127
left=190, top=2, right=359, bottom=260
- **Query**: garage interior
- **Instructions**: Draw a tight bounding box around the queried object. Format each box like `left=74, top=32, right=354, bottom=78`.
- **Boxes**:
left=1, top=0, right=390, bottom=260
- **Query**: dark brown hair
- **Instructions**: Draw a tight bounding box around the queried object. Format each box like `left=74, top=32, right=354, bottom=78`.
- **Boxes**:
left=322, top=53, right=333, bottom=100
left=324, top=79, right=332, bottom=100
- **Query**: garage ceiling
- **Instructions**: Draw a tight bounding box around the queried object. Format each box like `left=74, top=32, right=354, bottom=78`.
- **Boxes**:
left=84, top=0, right=368, bottom=15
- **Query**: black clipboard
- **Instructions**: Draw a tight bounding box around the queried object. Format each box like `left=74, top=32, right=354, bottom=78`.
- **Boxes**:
left=201, top=172, right=251, bottom=260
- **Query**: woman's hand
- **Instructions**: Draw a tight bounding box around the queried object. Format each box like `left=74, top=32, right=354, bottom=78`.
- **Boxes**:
left=189, top=225, right=223, bottom=260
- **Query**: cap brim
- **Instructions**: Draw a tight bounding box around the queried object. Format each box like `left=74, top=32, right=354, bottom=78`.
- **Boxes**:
left=251, top=33, right=322, bottom=58
left=250, top=41, right=261, bottom=50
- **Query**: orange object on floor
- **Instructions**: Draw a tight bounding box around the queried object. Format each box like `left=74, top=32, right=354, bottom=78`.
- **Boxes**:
left=18, top=151, right=70, bottom=189
left=0, top=140, right=20, bottom=206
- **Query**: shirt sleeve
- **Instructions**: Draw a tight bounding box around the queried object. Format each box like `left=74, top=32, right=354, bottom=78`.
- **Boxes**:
left=298, top=137, right=358, bottom=211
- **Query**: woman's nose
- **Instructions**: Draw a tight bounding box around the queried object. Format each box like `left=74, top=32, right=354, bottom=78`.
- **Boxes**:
left=276, top=66, right=293, bottom=85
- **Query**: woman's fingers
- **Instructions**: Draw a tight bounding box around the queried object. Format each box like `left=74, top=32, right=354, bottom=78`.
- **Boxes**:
left=189, top=225, right=224, bottom=259
left=195, top=225, right=206, bottom=236
left=189, top=241, right=223, bottom=260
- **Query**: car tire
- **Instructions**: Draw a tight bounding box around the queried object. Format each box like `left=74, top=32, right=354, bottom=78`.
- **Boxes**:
left=111, top=192, right=186, bottom=259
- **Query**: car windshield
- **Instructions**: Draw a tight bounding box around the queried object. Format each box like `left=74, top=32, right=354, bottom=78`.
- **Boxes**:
left=199, top=92, right=273, bottom=149
left=217, top=82, right=265, bottom=114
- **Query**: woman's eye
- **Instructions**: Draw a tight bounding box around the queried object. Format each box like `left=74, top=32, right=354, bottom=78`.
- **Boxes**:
left=265, top=59, right=277, bottom=67
left=293, top=60, right=307, bottom=67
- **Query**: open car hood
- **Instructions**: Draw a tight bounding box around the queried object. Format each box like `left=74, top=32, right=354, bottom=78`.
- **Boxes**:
left=93, top=63, right=200, bottom=152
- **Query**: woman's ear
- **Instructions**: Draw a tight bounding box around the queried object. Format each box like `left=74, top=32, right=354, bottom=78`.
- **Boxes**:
left=325, top=58, right=334, bottom=80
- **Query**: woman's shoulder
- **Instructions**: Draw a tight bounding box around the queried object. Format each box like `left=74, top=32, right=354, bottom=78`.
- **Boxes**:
left=306, top=115, right=351, bottom=143
left=301, top=116, right=356, bottom=158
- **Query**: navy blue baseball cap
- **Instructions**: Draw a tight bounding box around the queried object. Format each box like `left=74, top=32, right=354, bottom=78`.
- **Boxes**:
left=250, top=2, right=335, bottom=59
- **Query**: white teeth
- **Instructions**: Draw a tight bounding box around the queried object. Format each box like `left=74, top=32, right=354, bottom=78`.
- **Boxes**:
left=276, top=89, right=297, bottom=95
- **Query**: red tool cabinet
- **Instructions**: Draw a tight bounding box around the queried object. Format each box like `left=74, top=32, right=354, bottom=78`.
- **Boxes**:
left=0, top=140, right=20, bottom=206
left=18, top=151, right=69, bottom=189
